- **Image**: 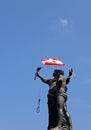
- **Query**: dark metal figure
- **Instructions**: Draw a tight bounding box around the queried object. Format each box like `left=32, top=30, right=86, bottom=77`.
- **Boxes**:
left=35, top=68, right=73, bottom=130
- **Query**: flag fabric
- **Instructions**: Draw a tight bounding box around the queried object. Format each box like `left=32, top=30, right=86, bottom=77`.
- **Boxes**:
left=41, top=58, right=65, bottom=66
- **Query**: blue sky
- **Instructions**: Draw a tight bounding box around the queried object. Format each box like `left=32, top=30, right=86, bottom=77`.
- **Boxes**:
left=0, top=0, right=91, bottom=130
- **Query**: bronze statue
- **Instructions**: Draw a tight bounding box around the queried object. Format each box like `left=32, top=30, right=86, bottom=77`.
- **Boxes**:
left=35, top=67, right=73, bottom=130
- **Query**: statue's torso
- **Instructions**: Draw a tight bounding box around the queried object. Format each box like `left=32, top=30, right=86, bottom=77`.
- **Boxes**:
left=48, top=79, right=57, bottom=96
left=57, top=75, right=67, bottom=94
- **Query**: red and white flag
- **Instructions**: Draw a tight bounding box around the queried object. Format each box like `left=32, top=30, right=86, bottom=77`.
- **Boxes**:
left=41, top=58, right=65, bottom=66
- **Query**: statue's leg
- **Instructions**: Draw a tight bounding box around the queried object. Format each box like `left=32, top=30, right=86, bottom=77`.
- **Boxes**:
left=57, top=95, right=65, bottom=129
left=47, top=95, right=58, bottom=130
left=63, top=104, right=73, bottom=130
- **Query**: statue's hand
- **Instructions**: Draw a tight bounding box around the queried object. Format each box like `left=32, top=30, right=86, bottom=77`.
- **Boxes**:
left=34, top=67, right=42, bottom=80
left=36, top=71, right=39, bottom=77
left=69, top=68, right=73, bottom=76
left=36, top=67, right=42, bottom=77
left=34, top=72, right=39, bottom=80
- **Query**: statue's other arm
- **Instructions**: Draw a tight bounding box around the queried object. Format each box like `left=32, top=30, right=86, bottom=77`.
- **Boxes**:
left=66, top=68, right=73, bottom=84
left=66, top=77, right=71, bottom=84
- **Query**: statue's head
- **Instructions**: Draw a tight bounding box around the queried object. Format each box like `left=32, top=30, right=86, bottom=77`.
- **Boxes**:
left=53, top=69, right=64, bottom=77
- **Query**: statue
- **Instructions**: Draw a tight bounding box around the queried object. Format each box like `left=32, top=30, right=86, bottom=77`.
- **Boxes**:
left=35, top=67, right=73, bottom=130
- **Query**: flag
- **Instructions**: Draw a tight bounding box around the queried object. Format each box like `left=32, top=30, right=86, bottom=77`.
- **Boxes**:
left=41, top=58, right=65, bottom=66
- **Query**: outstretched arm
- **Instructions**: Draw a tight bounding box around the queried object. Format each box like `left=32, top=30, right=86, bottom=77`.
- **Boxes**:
left=36, top=72, right=50, bottom=84
left=66, top=68, right=73, bottom=84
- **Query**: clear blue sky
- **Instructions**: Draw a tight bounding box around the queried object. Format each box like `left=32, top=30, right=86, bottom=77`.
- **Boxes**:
left=0, top=0, right=91, bottom=130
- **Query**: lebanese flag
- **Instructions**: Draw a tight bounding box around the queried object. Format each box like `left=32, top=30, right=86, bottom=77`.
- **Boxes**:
left=41, top=58, right=65, bottom=66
